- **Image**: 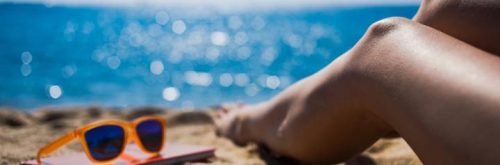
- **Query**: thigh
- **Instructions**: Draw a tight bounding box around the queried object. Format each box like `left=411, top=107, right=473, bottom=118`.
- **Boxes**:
left=413, top=0, right=500, bottom=55
left=349, top=17, right=500, bottom=164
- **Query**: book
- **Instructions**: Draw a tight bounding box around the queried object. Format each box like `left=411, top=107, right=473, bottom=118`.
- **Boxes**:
left=23, top=143, right=215, bottom=165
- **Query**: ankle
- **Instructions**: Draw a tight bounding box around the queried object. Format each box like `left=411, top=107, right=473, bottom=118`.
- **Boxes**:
left=234, top=112, right=251, bottom=141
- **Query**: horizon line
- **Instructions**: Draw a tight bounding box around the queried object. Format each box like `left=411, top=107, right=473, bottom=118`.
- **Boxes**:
left=1, top=0, right=421, bottom=12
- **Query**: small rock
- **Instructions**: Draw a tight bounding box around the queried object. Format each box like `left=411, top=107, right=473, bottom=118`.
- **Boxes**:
left=38, top=109, right=74, bottom=123
left=49, top=121, right=68, bottom=130
left=168, top=111, right=212, bottom=126
left=86, top=107, right=102, bottom=118
left=126, top=107, right=166, bottom=120
left=0, top=109, right=33, bottom=128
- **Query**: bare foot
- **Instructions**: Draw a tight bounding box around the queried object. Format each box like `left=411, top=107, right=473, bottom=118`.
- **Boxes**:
left=213, top=103, right=258, bottom=145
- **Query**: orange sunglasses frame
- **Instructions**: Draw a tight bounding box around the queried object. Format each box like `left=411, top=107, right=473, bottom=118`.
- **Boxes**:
left=36, top=116, right=167, bottom=164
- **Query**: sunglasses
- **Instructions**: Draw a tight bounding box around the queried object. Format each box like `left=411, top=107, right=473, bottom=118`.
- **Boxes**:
left=36, top=116, right=166, bottom=164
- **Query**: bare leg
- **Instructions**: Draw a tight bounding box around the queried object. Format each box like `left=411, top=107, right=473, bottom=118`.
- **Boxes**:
left=214, top=17, right=500, bottom=164
left=346, top=18, right=500, bottom=164
left=413, top=0, right=500, bottom=55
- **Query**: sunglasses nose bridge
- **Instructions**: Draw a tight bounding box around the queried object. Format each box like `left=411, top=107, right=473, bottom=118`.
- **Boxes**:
left=125, top=123, right=139, bottom=143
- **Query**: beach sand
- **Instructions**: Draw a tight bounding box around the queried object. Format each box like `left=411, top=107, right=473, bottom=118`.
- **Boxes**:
left=0, top=107, right=421, bottom=165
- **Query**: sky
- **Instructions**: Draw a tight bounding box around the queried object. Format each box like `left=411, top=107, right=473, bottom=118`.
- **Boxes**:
left=1, top=0, right=421, bottom=11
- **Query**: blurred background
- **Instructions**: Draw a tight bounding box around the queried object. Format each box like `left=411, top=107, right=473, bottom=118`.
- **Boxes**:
left=0, top=0, right=419, bottom=110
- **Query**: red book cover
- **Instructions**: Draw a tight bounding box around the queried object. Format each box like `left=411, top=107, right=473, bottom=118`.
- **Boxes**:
left=23, top=143, right=215, bottom=165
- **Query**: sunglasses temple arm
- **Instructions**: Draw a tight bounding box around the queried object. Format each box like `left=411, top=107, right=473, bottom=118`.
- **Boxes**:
left=36, top=131, right=77, bottom=164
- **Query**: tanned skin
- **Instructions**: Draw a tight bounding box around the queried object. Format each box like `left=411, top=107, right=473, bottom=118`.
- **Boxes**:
left=213, top=0, right=500, bottom=164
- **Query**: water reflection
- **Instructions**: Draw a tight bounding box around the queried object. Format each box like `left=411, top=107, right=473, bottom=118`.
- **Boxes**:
left=219, top=73, right=233, bottom=87
left=245, top=84, right=260, bottom=96
left=20, top=51, right=32, bottom=77
left=234, top=32, right=248, bottom=45
left=162, top=87, right=180, bottom=101
left=0, top=3, right=419, bottom=109
left=228, top=16, right=243, bottom=30
left=106, top=56, right=121, bottom=69
left=234, top=74, right=250, bottom=87
left=265, top=75, right=280, bottom=89
left=150, top=60, right=164, bottom=75
left=210, top=31, right=229, bottom=46
left=172, top=20, right=187, bottom=34
left=62, top=65, right=77, bottom=78
left=49, top=85, right=62, bottom=99
left=20, top=64, right=31, bottom=77
left=184, top=71, right=213, bottom=87
left=155, top=11, right=170, bottom=25
left=21, top=51, right=32, bottom=64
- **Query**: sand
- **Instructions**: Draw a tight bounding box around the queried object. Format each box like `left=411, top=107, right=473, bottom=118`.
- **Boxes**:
left=0, top=106, right=421, bottom=165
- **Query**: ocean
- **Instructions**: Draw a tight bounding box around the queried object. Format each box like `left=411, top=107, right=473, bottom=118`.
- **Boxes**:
left=0, top=3, right=418, bottom=110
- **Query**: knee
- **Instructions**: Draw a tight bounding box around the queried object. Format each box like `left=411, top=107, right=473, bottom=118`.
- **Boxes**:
left=346, top=17, right=413, bottom=63
left=341, top=17, right=417, bottom=84
left=365, top=17, right=411, bottom=38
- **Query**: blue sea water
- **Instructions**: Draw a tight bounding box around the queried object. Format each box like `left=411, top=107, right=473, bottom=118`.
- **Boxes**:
left=0, top=3, right=418, bottom=110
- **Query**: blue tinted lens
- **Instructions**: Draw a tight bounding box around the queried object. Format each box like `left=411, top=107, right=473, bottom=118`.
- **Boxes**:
left=136, top=120, right=164, bottom=152
left=84, top=125, right=125, bottom=161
